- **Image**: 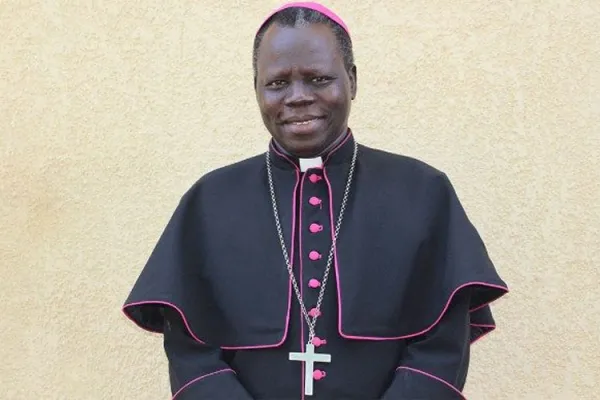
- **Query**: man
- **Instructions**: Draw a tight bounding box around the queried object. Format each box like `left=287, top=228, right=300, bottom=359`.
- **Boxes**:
left=122, top=2, right=509, bottom=399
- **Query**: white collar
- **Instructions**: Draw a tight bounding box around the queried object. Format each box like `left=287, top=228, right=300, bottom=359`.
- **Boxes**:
left=299, top=157, right=323, bottom=172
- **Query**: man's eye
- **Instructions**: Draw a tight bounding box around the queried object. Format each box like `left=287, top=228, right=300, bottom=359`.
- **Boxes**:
left=266, top=80, right=286, bottom=88
left=312, top=76, right=332, bottom=84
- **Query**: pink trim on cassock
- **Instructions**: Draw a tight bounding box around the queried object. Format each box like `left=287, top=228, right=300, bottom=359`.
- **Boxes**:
left=395, top=366, right=466, bottom=399
left=171, top=368, right=236, bottom=400
left=258, top=2, right=350, bottom=36
left=298, top=172, right=307, bottom=400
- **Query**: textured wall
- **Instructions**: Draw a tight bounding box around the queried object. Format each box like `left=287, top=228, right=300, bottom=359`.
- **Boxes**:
left=1, top=1, right=598, bottom=399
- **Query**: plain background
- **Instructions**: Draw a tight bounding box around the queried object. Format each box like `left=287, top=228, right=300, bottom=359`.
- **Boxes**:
left=1, top=1, right=598, bottom=399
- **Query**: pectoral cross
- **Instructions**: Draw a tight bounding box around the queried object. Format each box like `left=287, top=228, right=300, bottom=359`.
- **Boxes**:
left=289, top=343, right=332, bottom=396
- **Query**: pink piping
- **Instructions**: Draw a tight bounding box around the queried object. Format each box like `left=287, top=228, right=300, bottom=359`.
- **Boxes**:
left=395, top=366, right=466, bottom=399
left=171, top=368, right=235, bottom=400
left=298, top=172, right=307, bottom=400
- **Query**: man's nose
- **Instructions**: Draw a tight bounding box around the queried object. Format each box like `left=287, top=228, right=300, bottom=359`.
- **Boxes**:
left=285, top=81, right=314, bottom=106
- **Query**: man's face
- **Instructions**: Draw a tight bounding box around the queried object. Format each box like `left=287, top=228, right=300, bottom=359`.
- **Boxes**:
left=255, top=23, right=357, bottom=158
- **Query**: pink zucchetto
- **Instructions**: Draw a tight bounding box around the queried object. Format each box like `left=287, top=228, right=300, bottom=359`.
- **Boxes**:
left=257, top=1, right=350, bottom=37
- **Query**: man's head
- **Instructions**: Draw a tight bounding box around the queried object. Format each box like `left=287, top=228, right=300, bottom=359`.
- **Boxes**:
left=253, top=3, right=357, bottom=158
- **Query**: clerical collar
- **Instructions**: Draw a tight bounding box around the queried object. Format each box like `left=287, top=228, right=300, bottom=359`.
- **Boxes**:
left=299, top=157, right=323, bottom=172
left=269, top=128, right=355, bottom=171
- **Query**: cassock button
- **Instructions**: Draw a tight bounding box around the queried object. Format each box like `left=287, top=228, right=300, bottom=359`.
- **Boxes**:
left=308, top=308, right=321, bottom=318
left=309, top=196, right=322, bottom=206
left=309, top=251, right=322, bottom=261
left=309, top=223, right=323, bottom=233
left=313, top=336, right=326, bottom=347
left=308, top=279, right=321, bottom=288
left=309, top=174, right=322, bottom=183
left=313, top=370, right=326, bottom=380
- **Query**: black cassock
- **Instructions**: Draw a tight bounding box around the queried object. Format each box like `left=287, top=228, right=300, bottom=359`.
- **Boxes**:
left=123, top=131, right=509, bottom=399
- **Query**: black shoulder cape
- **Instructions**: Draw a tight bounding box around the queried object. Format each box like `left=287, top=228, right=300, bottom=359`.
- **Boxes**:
left=123, top=139, right=508, bottom=349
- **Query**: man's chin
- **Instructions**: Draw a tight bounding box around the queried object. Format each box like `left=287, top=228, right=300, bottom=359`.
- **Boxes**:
left=286, top=140, right=328, bottom=159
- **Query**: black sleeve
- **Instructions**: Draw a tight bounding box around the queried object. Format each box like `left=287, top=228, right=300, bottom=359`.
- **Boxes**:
left=380, top=291, right=471, bottom=400
left=163, top=308, right=254, bottom=400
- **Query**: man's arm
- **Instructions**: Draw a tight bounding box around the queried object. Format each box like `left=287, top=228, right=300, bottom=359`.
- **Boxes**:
left=163, top=308, right=254, bottom=400
left=380, top=291, right=471, bottom=400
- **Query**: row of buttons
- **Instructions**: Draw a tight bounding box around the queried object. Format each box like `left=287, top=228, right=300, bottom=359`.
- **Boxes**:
left=307, top=172, right=327, bottom=382
left=307, top=172, right=325, bottom=301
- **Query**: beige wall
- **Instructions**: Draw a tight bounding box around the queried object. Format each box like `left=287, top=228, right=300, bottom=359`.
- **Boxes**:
left=1, top=1, right=598, bottom=399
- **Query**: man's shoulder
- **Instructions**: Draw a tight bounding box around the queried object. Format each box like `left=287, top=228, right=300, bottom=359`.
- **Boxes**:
left=200, top=154, right=264, bottom=184
left=360, top=144, right=449, bottom=185
left=360, top=145, right=460, bottom=218
left=181, top=154, right=264, bottom=199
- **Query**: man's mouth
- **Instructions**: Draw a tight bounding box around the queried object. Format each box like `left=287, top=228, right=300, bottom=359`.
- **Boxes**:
left=290, top=118, right=320, bottom=125
left=283, top=116, right=324, bottom=125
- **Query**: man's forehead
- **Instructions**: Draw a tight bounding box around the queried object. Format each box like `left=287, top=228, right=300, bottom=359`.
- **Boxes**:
left=257, top=44, right=341, bottom=77
left=259, top=24, right=338, bottom=57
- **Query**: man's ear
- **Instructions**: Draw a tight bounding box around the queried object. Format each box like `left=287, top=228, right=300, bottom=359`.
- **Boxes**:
left=349, top=65, right=357, bottom=100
